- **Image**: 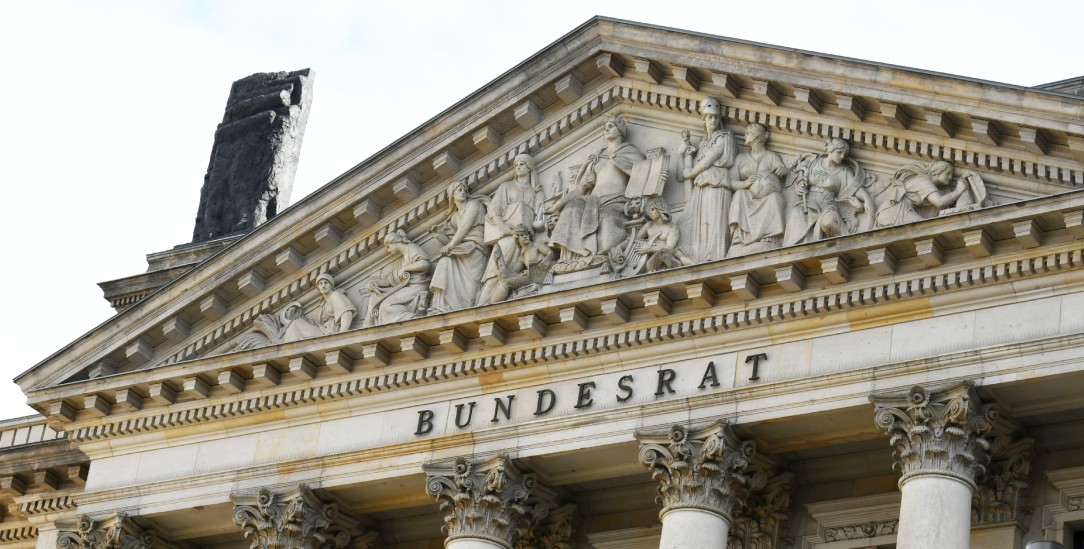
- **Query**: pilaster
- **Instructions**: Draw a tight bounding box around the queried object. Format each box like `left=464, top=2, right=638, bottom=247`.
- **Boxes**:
left=423, top=455, right=549, bottom=549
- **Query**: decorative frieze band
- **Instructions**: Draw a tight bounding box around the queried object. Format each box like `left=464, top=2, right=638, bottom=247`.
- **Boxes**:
left=231, top=484, right=357, bottom=549
left=636, top=421, right=758, bottom=521
left=871, top=383, right=996, bottom=489
left=424, top=455, right=549, bottom=549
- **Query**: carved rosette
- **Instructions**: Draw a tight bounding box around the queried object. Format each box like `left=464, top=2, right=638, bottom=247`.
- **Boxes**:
left=972, top=437, right=1034, bottom=526
left=727, top=472, right=795, bottom=549
left=514, top=504, right=579, bottom=549
left=424, top=455, right=549, bottom=549
left=231, top=485, right=354, bottom=549
left=872, top=383, right=996, bottom=489
left=57, top=514, right=155, bottom=549
left=636, top=421, right=759, bottom=522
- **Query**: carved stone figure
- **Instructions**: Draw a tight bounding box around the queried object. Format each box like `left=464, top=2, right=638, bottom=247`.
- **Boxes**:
left=192, top=69, right=313, bottom=242
left=477, top=224, right=555, bottom=305
left=365, top=230, right=432, bottom=326
left=611, top=199, right=691, bottom=276
left=727, top=124, right=788, bottom=257
left=874, top=161, right=988, bottom=227
left=783, top=138, right=875, bottom=246
left=477, top=154, right=546, bottom=307
left=235, top=273, right=356, bottom=349
left=548, top=115, right=646, bottom=273
left=428, top=180, right=489, bottom=314
left=681, top=98, right=736, bottom=262
left=231, top=484, right=355, bottom=549
left=424, top=455, right=549, bottom=548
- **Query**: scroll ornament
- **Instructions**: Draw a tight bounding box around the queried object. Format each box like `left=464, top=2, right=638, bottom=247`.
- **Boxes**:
left=424, top=455, right=549, bottom=549
left=231, top=485, right=351, bottom=549
left=57, top=514, right=154, bottom=549
left=636, top=421, right=761, bottom=521
left=873, top=384, right=996, bottom=488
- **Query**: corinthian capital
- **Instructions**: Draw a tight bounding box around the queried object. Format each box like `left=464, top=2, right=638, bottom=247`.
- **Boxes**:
left=636, top=421, right=759, bottom=522
left=231, top=484, right=355, bottom=549
left=424, top=455, right=549, bottom=549
left=57, top=514, right=155, bottom=549
left=871, top=383, right=996, bottom=489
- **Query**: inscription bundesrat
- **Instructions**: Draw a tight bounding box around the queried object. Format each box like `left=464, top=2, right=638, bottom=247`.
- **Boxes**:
left=413, top=355, right=768, bottom=435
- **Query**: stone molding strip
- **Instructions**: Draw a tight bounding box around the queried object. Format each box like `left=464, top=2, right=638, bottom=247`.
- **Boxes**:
left=0, top=526, right=37, bottom=544
left=52, top=232, right=1084, bottom=442
left=106, top=77, right=1083, bottom=382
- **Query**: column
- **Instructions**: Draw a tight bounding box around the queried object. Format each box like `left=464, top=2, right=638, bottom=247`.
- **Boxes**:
left=232, top=484, right=363, bottom=549
left=424, top=455, right=549, bottom=549
left=872, top=383, right=996, bottom=549
left=636, top=421, right=757, bottom=549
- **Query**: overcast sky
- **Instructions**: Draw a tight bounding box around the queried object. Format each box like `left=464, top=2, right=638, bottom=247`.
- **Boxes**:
left=1, top=0, right=1080, bottom=420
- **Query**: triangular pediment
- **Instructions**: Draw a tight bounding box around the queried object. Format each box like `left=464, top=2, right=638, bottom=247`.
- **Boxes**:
left=19, top=17, right=1084, bottom=437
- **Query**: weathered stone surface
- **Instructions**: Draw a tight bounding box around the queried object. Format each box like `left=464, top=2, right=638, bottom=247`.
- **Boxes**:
left=192, top=69, right=313, bottom=242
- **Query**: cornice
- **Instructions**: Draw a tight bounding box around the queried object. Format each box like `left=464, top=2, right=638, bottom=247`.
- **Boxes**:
left=20, top=19, right=1084, bottom=406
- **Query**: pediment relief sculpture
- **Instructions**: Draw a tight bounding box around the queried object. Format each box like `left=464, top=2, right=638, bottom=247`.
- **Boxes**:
left=234, top=272, right=358, bottom=350
left=215, top=96, right=1017, bottom=354
left=873, top=160, right=990, bottom=228
left=362, top=230, right=432, bottom=327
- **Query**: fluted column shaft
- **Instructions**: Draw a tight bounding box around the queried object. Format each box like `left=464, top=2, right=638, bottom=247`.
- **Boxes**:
left=636, top=422, right=758, bottom=549
left=872, top=383, right=996, bottom=549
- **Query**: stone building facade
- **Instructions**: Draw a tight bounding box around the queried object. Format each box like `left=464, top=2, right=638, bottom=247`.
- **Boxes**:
left=6, top=17, right=1084, bottom=549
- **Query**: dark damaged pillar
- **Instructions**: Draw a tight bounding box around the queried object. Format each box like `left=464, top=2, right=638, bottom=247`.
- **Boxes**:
left=192, top=69, right=313, bottom=242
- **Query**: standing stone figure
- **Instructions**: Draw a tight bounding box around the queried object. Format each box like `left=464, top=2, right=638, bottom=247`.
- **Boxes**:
left=727, top=123, right=788, bottom=257
left=365, top=230, right=432, bottom=326
left=476, top=154, right=546, bottom=307
left=873, top=161, right=988, bottom=227
left=681, top=98, right=736, bottom=263
left=783, top=138, right=874, bottom=246
left=192, top=69, right=313, bottom=242
left=548, top=115, right=646, bottom=272
left=428, top=180, right=489, bottom=313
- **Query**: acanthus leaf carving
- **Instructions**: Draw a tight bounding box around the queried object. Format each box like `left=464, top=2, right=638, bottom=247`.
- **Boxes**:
left=57, top=513, right=156, bottom=549
left=514, top=503, right=579, bottom=549
left=871, top=382, right=996, bottom=488
left=972, top=437, right=1034, bottom=526
left=230, top=484, right=356, bottom=549
left=636, top=421, right=758, bottom=521
left=424, top=455, right=549, bottom=549
left=727, top=472, right=795, bottom=549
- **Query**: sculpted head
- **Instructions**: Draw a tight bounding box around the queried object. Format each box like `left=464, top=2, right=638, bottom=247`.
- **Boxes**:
left=604, top=115, right=627, bottom=140
left=745, top=123, right=769, bottom=146
left=514, top=153, right=535, bottom=178
left=383, top=229, right=410, bottom=252
left=825, top=138, right=850, bottom=165
left=316, top=273, right=335, bottom=295
left=701, top=98, right=723, bottom=132
left=512, top=224, right=535, bottom=245
left=929, top=160, right=954, bottom=184
left=450, top=180, right=469, bottom=202
left=648, top=199, right=672, bottom=223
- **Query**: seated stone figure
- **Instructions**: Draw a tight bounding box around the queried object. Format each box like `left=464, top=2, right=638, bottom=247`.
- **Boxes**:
left=234, top=272, right=356, bottom=349
left=547, top=115, right=645, bottom=273
left=874, top=161, right=987, bottom=227
left=364, top=230, right=432, bottom=326
left=727, top=123, right=788, bottom=257
left=477, top=224, right=554, bottom=305
left=783, top=138, right=874, bottom=246
left=611, top=200, right=692, bottom=276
